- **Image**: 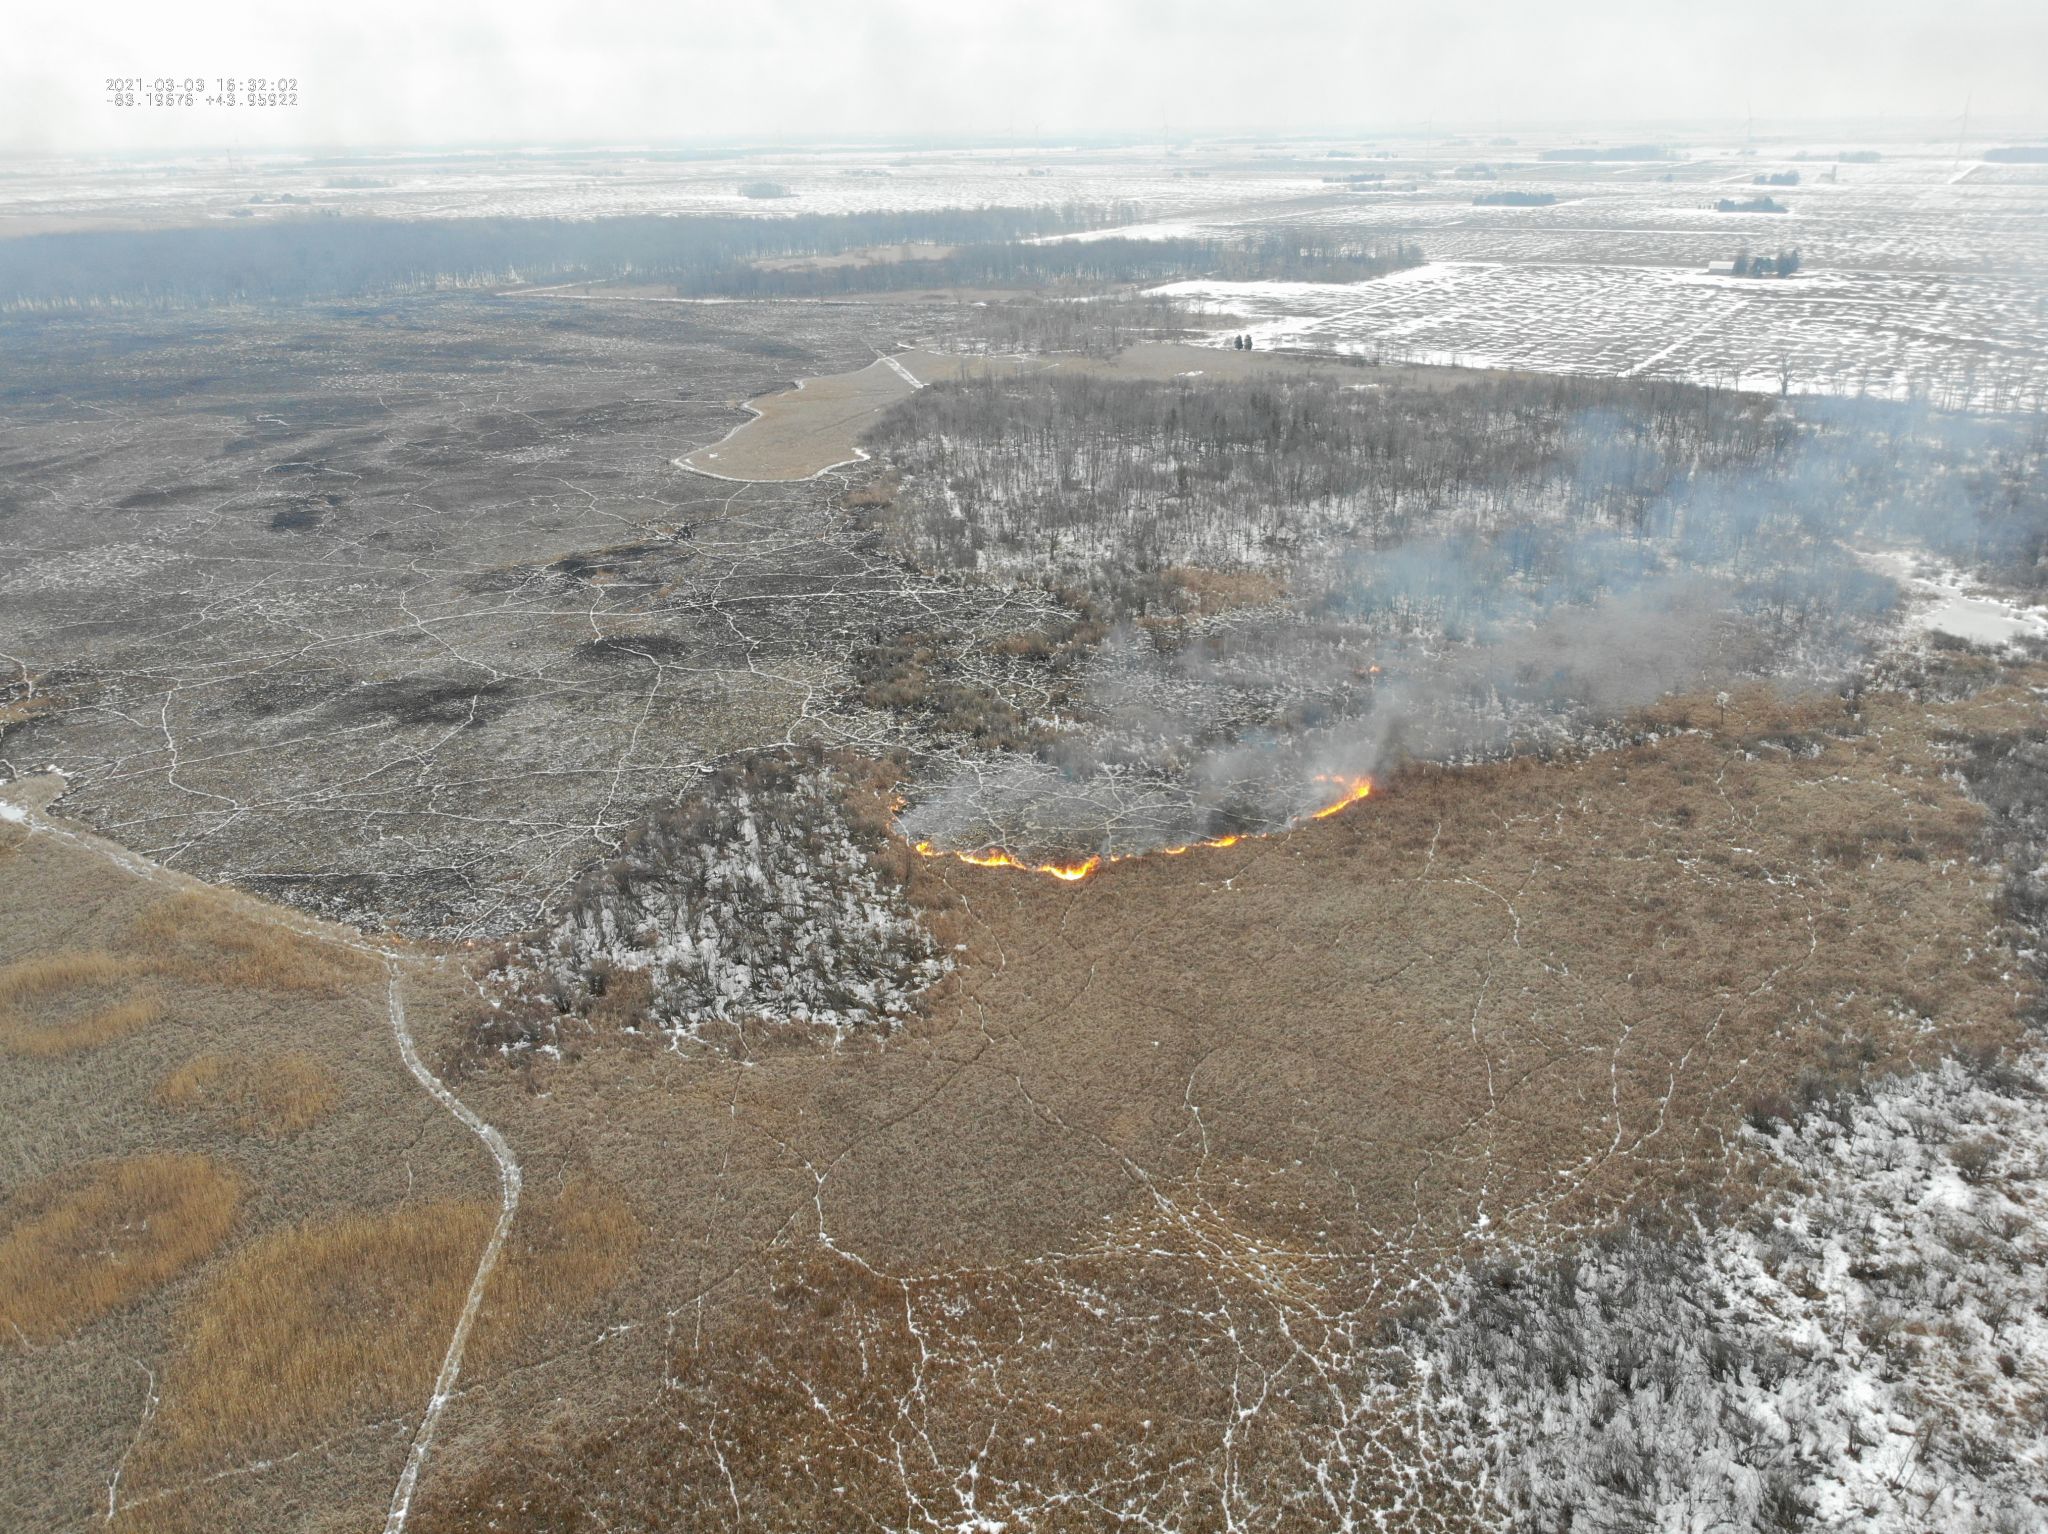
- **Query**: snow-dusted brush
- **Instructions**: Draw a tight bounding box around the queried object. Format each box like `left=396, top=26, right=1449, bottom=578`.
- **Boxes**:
left=1389, top=1043, right=2047, bottom=1533
left=480, top=750, right=952, bottom=1057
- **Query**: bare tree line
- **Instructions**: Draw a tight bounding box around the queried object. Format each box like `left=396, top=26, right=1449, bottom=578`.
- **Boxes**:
left=0, top=206, right=1121, bottom=310
left=865, top=372, right=2046, bottom=612
left=680, top=235, right=1424, bottom=299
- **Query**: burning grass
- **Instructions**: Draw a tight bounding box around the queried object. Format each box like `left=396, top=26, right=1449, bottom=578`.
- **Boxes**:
left=393, top=670, right=2048, bottom=1533
left=155, top=1052, right=340, bottom=1138
left=911, top=772, right=1370, bottom=881
left=0, top=1155, right=244, bottom=1346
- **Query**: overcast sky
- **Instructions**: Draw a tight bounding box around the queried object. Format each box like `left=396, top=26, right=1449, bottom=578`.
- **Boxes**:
left=4, top=0, right=2043, bottom=156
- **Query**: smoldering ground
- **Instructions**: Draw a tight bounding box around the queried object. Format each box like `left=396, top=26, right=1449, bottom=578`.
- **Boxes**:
left=895, top=388, right=2042, bottom=861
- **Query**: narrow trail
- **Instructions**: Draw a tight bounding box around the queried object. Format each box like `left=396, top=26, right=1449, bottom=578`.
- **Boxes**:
left=1, top=780, right=520, bottom=1534
left=878, top=351, right=925, bottom=389
left=380, top=957, right=523, bottom=1534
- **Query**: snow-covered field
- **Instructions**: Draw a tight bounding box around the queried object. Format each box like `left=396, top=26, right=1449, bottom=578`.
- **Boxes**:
left=1155, top=260, right=2048, bottom=409
left=0, top=145, right=1299, bottom=229
left=1862, top=550, right=2048, bottom=648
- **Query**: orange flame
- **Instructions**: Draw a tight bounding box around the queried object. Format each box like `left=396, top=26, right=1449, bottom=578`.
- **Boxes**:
left=1306, top=774, right=1373, bottom=819
left=913, top=843, right=1100, bottom=881
left=911, top=778, right=1370, bottom=883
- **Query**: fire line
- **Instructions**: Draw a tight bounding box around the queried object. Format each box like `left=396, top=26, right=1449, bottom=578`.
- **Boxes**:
left=911, top=774, right=1371, bottom=883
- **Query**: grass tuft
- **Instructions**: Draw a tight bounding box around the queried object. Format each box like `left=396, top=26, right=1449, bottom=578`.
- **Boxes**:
left=156, top=1052, right=340, bottom=1137
left=0, top=949, right=161, bottom=1056
left=0, top=1155, right=244, bottom=1346
left=0, top=948, right=137, bottom=1003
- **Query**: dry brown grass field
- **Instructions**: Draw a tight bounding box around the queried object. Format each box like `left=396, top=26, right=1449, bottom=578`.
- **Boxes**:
left=154, top=1052, right=340, bottom=1138
left=678, top=350, right=1070, bottom=481
left=0, top=1156, right=243, bottom=1347
left=0, top=882, right=363, bottom=1063
left=131, top=1201, right=499, bottom=1476
left=127, top=893, right=369, bottom=997
left=0, top=949, right=162, bottom=1056
left=0, top=795, right=506, bottom=1534
left=465, top=1180, right=644, bottom=1370
left=405, top=668, right=2042, bottom=1532
left=104, top=1175, right=645, bottom=1534
left=4, top=661, right=2041, bottom=1532
left=680, top=356, right=921, bottom=480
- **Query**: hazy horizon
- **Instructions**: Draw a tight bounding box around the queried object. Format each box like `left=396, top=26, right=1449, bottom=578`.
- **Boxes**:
left=6, top=0, right=2044, bottom=158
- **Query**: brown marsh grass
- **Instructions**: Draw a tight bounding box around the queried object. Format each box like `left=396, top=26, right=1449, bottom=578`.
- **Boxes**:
left=128, top=893, right=373, bottom=996
left=468, top=1178, right=643, bottom=1368
left=0, top=949, right=135, bottom=1001
left=138, top=1201, right=496, bottom=1472
left=0, top=882, right=376, bottom=1056
left=0, top=1155, right=244, bottom=1346
left=137, top=1180, right=643, bottom=1479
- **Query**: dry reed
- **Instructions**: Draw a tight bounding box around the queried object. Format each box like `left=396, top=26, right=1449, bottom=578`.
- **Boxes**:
left=127, top=893, right=373, bottom=996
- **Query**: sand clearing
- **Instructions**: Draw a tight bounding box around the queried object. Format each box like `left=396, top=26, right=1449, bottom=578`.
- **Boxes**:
left=680, top=357, right=918, bottom=481
left=676, top=343, right=1440, bottom=483
left=677, top=351, right=1044, bottom=481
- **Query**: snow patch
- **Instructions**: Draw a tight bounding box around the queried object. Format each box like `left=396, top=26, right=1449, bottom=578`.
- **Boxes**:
left=1863, top=549, right=2048, bottom=650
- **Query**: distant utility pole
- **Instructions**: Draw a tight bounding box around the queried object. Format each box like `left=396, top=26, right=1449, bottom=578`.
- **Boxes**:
left=1955, top=95, right=1972, bottom=168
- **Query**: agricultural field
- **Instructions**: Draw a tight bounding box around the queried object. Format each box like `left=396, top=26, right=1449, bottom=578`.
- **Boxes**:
left=4, top=124, right=2048, bottom=1533
left=1129, top=147, right=2048, bottom=409
left=10, top=129, right=2042, bottom=403
left=1157, top=260, right=2048, bottom=408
